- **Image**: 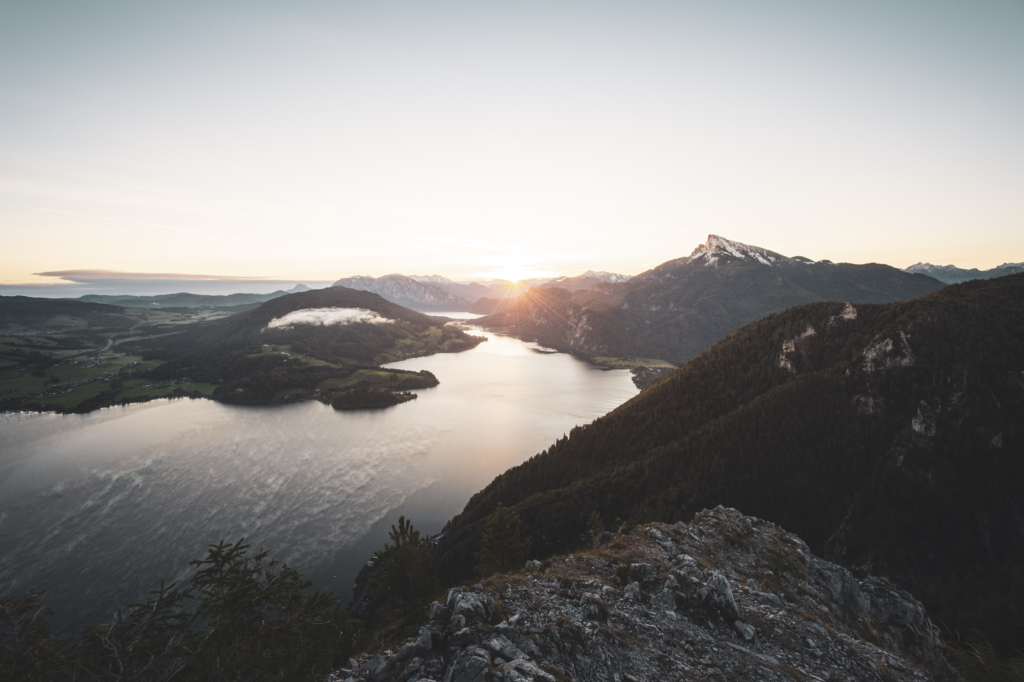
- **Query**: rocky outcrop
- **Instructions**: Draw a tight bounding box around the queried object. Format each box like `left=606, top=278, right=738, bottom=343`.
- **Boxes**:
left=331, top=508, right=960, bottom=682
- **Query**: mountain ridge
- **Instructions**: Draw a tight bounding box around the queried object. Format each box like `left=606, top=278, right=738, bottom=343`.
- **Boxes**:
left=475, top=235, right=945, bottom=365
left=904, top=261, right=1024, bottom=284
left=436, top=272, right=1024, bottom=656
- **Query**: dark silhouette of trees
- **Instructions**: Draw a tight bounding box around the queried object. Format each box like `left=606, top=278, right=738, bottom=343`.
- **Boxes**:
left=370, top=517, right=439, bottom=619
left=475, top=505, right=531, bottom=577
left=1, top=540, right=357, bottom=682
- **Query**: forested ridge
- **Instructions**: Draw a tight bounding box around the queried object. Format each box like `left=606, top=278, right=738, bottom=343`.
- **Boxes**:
left=437, top=273, right=1024, bottom=656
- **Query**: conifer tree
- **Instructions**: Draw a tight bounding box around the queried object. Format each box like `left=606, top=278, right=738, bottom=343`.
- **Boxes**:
left=475, top=505, right=531, bottom=577
left=370, top=517, right=439, bottom=617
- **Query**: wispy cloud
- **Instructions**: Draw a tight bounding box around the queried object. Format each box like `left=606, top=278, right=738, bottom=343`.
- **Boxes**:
left=35, top=269, right=277, bottom=282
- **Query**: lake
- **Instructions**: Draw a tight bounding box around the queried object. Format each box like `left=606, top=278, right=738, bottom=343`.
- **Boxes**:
left=0, top=329, right=638, bottom=632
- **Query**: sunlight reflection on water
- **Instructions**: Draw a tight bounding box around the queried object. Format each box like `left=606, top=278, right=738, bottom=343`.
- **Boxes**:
left=0, top=330, right=637, bottom=631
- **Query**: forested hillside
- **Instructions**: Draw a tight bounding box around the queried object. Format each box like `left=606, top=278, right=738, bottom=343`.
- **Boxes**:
left=437, top=273, right=1024, bottom=656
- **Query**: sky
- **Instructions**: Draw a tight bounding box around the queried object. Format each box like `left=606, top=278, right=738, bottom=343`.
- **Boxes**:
left=2, top=0, right=1023, bottom=292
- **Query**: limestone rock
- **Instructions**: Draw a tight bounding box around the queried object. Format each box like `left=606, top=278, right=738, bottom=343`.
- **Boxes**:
left=335, top=509, right=962, bottom=682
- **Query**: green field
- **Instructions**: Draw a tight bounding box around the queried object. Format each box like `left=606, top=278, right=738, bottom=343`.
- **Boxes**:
left=319, top=369, right=402, bottom=391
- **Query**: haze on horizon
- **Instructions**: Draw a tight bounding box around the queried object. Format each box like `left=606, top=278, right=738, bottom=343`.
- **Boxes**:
left=2, top=0, right=1023, bottom=288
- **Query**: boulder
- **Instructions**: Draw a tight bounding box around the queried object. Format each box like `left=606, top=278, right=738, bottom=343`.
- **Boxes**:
left=704, top=570, right=740, bottom=621
left=447, top=588, right=498, bottom=624
left=444, top=646, right=491, bottom=682
left=359, top=654, right=389, bottom=682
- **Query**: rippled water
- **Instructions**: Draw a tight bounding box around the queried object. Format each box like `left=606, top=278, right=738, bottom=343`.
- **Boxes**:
left=0, top=330, right=637, bottom=632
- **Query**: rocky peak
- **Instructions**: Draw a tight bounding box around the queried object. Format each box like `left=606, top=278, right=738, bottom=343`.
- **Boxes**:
left=688, top=235, right=788, bottom=268
left=332, top=508, right=960, bottom=682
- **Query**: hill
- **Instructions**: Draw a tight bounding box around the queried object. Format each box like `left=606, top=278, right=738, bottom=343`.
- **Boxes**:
left=0, top=295, right=137, bottom=333
left=475, top=235, right=945, bottom=365
left=436, top=273, right=1024, bottom=656
left=77, top=290, right=293, bottom=308
left=137, top=286, right=484, bottom=406
left=1, top=288, right=483, bottom=413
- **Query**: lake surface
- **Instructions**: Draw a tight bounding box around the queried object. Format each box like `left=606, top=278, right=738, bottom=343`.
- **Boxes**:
left=0, top=330, right=637, bottom=632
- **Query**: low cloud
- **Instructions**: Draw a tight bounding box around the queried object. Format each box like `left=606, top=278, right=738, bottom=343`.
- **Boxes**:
left=267, top=308, right=394, bottom=329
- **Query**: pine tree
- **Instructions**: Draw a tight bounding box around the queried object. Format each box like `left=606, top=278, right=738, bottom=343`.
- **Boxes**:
left=370, top=517, right=439, bottom=617
left=475, top=505, right=531, bottom=577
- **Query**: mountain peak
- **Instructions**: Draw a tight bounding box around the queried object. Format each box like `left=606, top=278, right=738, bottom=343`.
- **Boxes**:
left=689, top=235, right=784, bottom=267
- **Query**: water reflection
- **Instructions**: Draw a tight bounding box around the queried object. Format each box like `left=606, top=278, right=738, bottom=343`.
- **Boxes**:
left=0, top=330, right=637, bottom=632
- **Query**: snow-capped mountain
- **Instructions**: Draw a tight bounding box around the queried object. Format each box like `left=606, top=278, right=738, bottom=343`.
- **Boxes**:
left=686, top=235, right=792, bottom=267
left=477, top=235, right=945, bottom=365
left=904, top=261, right=1024, bottom=285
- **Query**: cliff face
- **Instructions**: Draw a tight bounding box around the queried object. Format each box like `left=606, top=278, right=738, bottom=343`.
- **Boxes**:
left=335, top=509, right=960, bottom=682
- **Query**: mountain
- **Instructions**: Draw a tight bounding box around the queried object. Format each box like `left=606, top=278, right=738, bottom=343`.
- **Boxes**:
left=361, top=512, right=959, bottom=682
left=331, top=274, right=474, bottom=312
left=150, top=286, right=484, bottom=367
left=115, top=286, right=485, bottom=408
left=77, top=291, right=291, bottom=308
left=287, top=283, right=312, bottom=293
left=905, top=261, right=1024, bottom=284
left=537, top=270, right=632, bottom=293
left=436, top=273, right=1024, bottom=656
left=475, top=235, right=945, bottom=365
left=408, top=275, right=496, bottom=303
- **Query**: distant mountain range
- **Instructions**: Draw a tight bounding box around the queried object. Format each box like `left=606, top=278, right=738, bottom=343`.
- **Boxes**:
left=332, top=271, right=633, bottom=312
left=474, top=235, right=945, bottom=365
left=537, top=270, right=632, bottom=292
left=75, top=286, right=309, bottom=309
left=437, top=273, right=1024, bottom=657
left=331, top=275, right=475, bottom=312
left=904, top=261, right=1024, bottom=284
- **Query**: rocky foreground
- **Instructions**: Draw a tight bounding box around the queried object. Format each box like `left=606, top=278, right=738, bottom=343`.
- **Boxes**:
left=333, top=507, right=961, bottom=682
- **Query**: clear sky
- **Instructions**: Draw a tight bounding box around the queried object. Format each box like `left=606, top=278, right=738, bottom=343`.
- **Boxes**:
left=2, top=0, right=1023, bottom=287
